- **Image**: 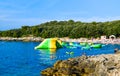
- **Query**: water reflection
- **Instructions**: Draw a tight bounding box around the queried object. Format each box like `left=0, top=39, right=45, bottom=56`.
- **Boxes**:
left=37, top=48, right=57, bottom=59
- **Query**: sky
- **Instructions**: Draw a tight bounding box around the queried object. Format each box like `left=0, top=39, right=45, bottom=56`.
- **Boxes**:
left=0, top=0, right=120, bottom=30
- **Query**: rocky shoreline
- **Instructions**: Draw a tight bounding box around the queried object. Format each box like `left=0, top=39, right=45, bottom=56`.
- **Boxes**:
left=1, top=37, right=120, bottom=44
left=0, top=37, right=44, bottom=42
left=41, top=54, right=120, bottom=76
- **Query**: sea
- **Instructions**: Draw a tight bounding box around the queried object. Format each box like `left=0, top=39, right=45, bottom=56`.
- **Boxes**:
left=0, top=41, right=120, bottom=76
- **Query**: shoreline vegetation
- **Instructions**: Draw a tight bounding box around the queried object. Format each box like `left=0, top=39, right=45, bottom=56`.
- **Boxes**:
left=0, top=37, right=120, bottom=44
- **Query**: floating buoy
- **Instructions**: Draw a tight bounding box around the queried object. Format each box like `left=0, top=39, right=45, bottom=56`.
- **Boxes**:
left=66, top=51, right=74, bottom=55
left=66, top=52, right=69, bottom=54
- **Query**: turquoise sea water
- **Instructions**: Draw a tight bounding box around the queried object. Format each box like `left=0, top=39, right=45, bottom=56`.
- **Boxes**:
left=0, top=41, right=120, bottom=76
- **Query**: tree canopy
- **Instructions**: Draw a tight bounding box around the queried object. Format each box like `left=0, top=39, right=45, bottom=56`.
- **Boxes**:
left=0, top=20, right=120, bottom=38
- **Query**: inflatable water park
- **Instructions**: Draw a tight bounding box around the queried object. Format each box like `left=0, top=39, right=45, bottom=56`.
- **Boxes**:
left=35, top=38, right=104, bottom=50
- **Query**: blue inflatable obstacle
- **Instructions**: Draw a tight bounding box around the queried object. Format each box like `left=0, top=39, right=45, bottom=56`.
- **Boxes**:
left=62, top=42, right=76, bottom=48
left=61, top=42, right=104, bottom=49
left=81, top=45, right=91, bottom=50
left=80, top=42, right=103, bottom=50
left=68, top=42, right=81, bottom=48
left=61, top=42, right=69, bottom=48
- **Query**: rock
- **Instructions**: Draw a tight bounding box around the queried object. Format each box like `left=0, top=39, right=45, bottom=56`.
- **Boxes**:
left=41, top=68, right=55, bottom=76
left=54, top=60, right=62, bottom=67
left=114, top=48, right=120, bottom=54
left=0, top=37, right=44, bottom=42
left=41, top=54, right=120, bottom=76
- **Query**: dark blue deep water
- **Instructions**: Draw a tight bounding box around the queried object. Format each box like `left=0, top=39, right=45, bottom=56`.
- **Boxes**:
left=0, top=41, right=120, bottom=76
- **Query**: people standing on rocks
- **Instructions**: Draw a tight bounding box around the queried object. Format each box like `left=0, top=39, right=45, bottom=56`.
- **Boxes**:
left=114, top=48, right=120, bottom=54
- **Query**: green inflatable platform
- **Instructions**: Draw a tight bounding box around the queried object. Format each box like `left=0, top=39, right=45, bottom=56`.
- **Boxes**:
left=35, top=38, right=62, bottom=49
